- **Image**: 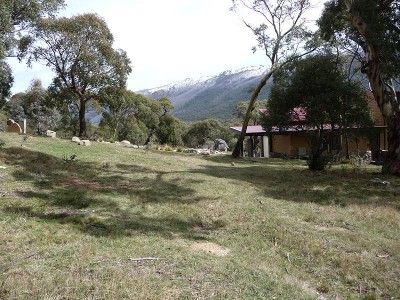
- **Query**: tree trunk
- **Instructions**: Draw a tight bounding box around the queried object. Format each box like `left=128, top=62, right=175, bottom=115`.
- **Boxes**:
left=78, top=99, right=87, bottom=138
left=232, top=70, right=274, bottom=158
left=345, top=5, right=400, bottom=175
left=144, top=128, right=155, bottom=146
left=382, top=112, right=400, bottom=175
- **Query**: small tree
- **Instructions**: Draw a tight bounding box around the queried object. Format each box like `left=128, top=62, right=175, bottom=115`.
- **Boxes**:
left=264, top=53, right=374, bottom=170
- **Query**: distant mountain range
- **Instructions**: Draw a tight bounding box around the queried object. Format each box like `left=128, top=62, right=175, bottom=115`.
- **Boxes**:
left=137, top=66, right=272, bottom=122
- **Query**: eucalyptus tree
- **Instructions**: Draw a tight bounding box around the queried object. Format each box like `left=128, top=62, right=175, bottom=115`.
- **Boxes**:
left=318, top=0, right=400, bottom=174
left=27, top=13, right=132, bottom=137
left=230, top=0, right=317, bottom=158
left=0, top=0, right=65, bottom=100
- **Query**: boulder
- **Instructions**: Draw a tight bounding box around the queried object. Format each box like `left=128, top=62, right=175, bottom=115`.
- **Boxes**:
left=80, top=139, right=91, bottom=146
left=72, top=136, right=81, bottom=144
left=370, top=178, right=390, bottom=186
left=46, top=130, right=56, bottom=138
left=120, top=140, right=131, bottom=147
left=214, top=139, right=229, bottom=151
left=6, top=119, right=22, bottom=134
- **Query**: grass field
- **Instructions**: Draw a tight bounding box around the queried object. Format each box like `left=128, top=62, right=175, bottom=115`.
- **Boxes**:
left=0, top=132, right=399, bottom=299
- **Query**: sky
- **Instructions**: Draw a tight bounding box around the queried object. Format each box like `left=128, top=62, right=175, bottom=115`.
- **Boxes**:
left=8, top=0, right=325, bottom=94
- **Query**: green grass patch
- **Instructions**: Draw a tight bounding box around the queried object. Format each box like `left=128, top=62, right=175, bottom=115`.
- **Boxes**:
left=0, top=133, right=399, bottom=299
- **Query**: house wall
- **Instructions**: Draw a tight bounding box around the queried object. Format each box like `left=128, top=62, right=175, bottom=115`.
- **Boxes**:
left=270, top=129, right=388, bottom=157
left=272, top=134, right=291, bottom=155
left=272, top=133, right=310, bottom=156
left=288, top=133, right=309, bottom=156
left=346, top=137, right=370, bottom=153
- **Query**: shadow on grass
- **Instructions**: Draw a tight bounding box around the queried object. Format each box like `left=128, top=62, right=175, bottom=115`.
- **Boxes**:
left=2, top=147, right=218, bottom=239
left=192, top=156, right=400, bottom=209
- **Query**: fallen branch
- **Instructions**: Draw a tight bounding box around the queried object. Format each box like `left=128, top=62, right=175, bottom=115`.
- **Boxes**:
left=0, top=253, right=37, bottom=272
left=128, top=257, right=161, bottom=262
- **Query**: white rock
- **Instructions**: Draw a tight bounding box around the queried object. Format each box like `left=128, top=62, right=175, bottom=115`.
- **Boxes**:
left=79, top=139, right=91, bottom=146
left=120, top=140, right=131, bottom=147
left=46, top=130, right=57, bottom=138
left=72, top=136, right=81, bottom=143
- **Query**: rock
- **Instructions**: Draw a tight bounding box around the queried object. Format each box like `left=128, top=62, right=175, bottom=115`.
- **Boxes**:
left=184, top=148, right=198, bottom=154
left=72, top=136, right=81, bottom=144
left=132, top=145, right=139, bottom=149
left=46, top=130, right=56, bottom=138
left=6, top=119, right=22, bottom=134
left=370, top=178, right=390, bottom=186
left=214, top=139, right=229, bottom=151
left=79, top=139, right=91, bottom=146
left=120, top=140, right=131, bottom=147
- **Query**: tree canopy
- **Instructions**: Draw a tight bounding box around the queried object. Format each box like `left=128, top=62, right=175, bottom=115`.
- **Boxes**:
left=265, top=53, right=374, bottom=170
left=0, top=0, right=65, bottom=101
left=26, top=13, right=132, bottom=137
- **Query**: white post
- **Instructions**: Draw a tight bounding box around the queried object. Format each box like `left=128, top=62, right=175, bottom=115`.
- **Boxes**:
left=23, top=119, right=27, bottom=134
left=263, top=136, right=270, bottom=158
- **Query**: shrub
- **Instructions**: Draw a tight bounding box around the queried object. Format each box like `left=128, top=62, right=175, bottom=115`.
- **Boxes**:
left=164, top=145, right=173, bottom=152
left=0, top=139, right=5, bottom=149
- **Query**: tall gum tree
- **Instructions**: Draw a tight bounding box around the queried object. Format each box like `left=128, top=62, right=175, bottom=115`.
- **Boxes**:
left=318, top=0, right=400, bottom=175
left=231, top=0, right=317, bottom=158
left=26, top=13, right=132, bottom=137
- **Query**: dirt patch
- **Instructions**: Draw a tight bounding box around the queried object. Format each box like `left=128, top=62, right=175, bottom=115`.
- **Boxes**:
left=191, top=242, right=230, bottom=257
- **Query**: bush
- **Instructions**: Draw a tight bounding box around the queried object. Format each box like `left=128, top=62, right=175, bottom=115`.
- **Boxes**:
left=0, top=139, right=5, bottom=149
left=164, top=145, right=173, bottom=152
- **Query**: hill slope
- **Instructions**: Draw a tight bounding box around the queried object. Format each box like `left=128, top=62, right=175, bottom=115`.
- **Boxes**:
left=138, top=66, right=272, bottom=122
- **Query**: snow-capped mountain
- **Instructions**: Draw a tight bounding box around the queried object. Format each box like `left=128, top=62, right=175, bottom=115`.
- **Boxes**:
left=137, top=66, right=271, bottom=121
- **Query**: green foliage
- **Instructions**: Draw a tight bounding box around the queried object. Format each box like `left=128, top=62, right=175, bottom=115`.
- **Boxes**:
left=183, top=119, right=234, bottom=148
left=318, top=0, right=400, bottom=80
left=0, top=139, right=5, bottom=149
left=0, top=0, right=65, bottom=102
left=4, top=79, right=61, bottom=134
left=62, top=154, right=77, bottom=164
left=265, top=52, right=374, bottom=170
left=0, top=61, right=13, bottom=107
left=98, top=91, right=180, bottom=145
left=155, top=114, right=186, bottom=146
left=234, top=99, right=268, bottom=125
left=28, top=13, right=132, bottom=137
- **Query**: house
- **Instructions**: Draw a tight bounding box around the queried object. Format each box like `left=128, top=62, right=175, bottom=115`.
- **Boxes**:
left=230, top=92, right=388, bottom=160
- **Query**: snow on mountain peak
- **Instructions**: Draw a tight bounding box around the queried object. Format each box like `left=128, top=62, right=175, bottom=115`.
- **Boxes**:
left=140, top=65, right=266, bottom=95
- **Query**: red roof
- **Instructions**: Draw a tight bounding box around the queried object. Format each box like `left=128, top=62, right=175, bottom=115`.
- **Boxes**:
left=260, top=92, right=387, bottom=127
left=260, top=108, right=306, bottom=123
